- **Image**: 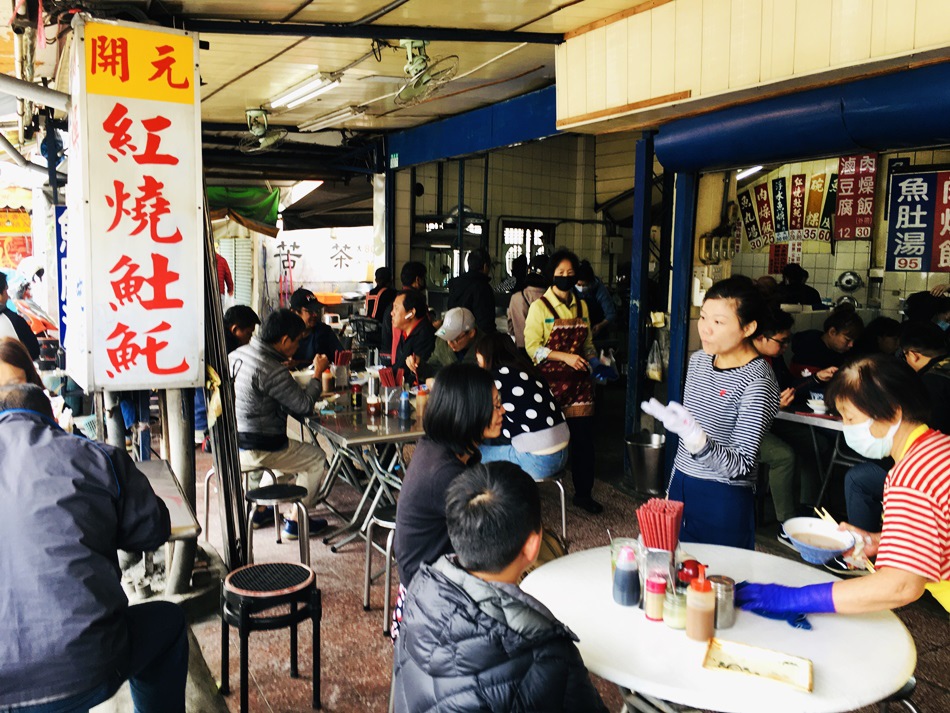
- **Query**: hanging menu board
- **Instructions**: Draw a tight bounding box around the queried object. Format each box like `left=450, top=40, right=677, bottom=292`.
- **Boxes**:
left=835, top=154, right=877, bottom=240
left=885, top=169, right=950, bottom=272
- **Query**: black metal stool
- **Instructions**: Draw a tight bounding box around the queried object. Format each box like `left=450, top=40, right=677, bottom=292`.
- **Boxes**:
left=221, top=562, right=322, bottom=712
left=246, top=484, right=310, bottom=566
left=879, top=677, right=921, bottom=712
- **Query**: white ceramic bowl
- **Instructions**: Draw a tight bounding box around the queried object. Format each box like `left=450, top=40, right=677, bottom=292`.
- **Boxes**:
left=782, top=517, right=855, bottom=565
left=806, top=399, right=827, bottom=414
left=291, top=369, right=314, bottom=388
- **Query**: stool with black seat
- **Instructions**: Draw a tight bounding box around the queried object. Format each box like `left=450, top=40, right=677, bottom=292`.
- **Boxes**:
left=221, top=562, right=322, bottom=712
left=245, top=484, right=310, bottom=566
left=363, top=503, right=397, bottom=635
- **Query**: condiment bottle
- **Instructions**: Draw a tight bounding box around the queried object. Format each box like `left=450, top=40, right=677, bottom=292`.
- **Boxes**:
left=612, top=546, right=640, bottom=606
left=708, top=575, right=736, bottom=630
left=351, top=384, right=363, bottom=409
left=398, top=390, right=412, bottom=420
left=685, top=564, right=715, bottom=641
left=663, top=590, right=687, bottom=629
left=321, top=369, right=333, bottom=393
left=644, top=575, right=666, bottom=621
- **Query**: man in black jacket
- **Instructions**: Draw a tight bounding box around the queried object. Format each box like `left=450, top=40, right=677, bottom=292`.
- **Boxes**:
left=448, top=247, right=497, bottom=333
left=393, top=461, right=607, bottom=713
left=0, top=272, right=39, bottom=359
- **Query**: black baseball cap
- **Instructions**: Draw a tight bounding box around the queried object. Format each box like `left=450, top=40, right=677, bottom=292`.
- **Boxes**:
left=289, top=288, right=323, bottom=312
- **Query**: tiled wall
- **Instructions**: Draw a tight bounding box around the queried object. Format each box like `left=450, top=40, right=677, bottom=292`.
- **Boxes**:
left=394, top=134, right=606, bottom=283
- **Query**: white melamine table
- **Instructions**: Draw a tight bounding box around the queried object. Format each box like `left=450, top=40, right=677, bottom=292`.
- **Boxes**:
left=521, top=543, right=915, bottom=713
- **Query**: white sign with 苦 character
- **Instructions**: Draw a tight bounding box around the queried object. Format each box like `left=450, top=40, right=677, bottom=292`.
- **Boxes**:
left=65, top=16, right=204, bottom=390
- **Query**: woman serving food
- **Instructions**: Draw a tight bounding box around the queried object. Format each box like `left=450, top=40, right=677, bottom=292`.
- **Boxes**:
left=738, top=354, right=950, bottom=616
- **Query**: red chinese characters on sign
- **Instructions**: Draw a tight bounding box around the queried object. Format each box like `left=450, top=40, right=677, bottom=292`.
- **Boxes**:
left=930, top=173, right=950, bottom=272
left=789, top=174, right=807, bottom=240
left=148, top=45, right=190, bottom=89
left=753, top=183, right=775, bottom=244
left=90, top=36, right=129, bottom=82
left=105, top=321, right=189, bottom=377
left=102, top=103, right=179, bottom=165
left=106, top=176, right=183, bottom=243
left=836, top=154, right=877, bottom=240
left=109, top=254, right=184, bottom=311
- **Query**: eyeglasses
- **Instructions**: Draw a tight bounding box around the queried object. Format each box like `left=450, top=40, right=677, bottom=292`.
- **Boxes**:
left=767, top=336, right=791, bottom=348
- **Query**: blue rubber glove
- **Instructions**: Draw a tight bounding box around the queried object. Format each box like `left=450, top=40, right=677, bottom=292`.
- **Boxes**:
left=589, top=357, right=619, bottom=384
left=736, top=581, right=836, bottom=617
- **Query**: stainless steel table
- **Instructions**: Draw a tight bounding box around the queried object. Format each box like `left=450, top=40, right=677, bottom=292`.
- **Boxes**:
left=773, top=410, right=864, bottom=507
left=303, top=410, right=423, bottom=550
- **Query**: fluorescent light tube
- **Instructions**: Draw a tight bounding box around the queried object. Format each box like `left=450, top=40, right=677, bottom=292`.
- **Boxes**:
left=271, top=75, right=340, bottom=108
left=298, top=106, right=364, bottom=132
left=736, top=165, right=763, bottom=181
left=285, top=78, right=342, bottom=109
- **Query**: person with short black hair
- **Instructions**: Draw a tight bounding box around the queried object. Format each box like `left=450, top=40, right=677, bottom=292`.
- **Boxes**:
left=0, top=272, right=39, bottom=359
left=789, top=305, right=864, bottom=379
left=739, top=354, right=950, bottom=616
left=0, top=384, right=188, bottom=712
left=642, top=276, right=779, bottom=549
left=448, top=247, right=497, bottom=333
left=223, top=304, right=260, bottom=354
left=508, top=254, right=549, bottom=351
left=575, top=259, right=616, bottom=341
left=288, top=288, right=343, bottom=369
left=776, top=262, right=824, bottom=309
left=390, top=289, right=435, bottom=380
left=392, top=363, right=504, bottom=637
left=393, top=461, right=607, bottom=713
left=381, top=262, right=429, bottom=364
left=229, top=309, right=331, bottom=539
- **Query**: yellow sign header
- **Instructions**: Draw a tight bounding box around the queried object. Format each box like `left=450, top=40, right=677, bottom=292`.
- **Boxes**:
left=85, top=22, right=195, bottom=105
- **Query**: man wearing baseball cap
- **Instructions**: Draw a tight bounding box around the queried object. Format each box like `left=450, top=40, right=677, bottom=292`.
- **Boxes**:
left=289, top=288, right=343, bottom=369
left=407, top=307, right=481, bottom=379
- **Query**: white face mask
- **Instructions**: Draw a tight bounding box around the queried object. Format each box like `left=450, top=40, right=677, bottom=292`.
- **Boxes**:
left=842, top=418, right=900, bottom=460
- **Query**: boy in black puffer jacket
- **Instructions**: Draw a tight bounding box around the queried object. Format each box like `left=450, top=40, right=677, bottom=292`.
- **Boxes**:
left=393, top=461, right=607, bottom=713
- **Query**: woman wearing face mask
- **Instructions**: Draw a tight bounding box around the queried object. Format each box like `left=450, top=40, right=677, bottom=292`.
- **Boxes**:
left=737, top=354, right=950, bottom=617
left=524, top=249, right=603, bottom=514
left=642, top=276, right=779, bottom=549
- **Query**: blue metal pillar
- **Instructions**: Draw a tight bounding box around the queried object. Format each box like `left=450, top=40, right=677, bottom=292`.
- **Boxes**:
left=624, top=132, right=655, bottom=448
left=664, top=172, right=698, bottom=473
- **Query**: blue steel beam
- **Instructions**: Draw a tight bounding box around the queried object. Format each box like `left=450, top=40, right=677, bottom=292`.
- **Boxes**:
left=625, top=132, right=655, bottom=452
left=664, top=172, right=698, bottom=475
left=387, top=86, right=557, bottom=168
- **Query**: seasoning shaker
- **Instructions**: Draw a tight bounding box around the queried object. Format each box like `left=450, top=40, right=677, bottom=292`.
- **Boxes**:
left=707, top=575, right=735, bottom=629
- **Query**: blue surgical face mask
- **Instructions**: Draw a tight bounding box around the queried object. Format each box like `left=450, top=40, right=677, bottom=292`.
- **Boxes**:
left=842, top=418, right=900, bottom=460
left=937, top=320, right=950, bottom=331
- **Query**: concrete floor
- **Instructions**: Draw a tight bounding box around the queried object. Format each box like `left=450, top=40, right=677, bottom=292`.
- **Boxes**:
left=184, top=383, right=950, bottom=712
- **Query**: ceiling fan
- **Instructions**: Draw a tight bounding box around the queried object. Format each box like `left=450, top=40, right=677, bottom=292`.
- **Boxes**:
left=394, top=40, right=459, bottom=107
left=238, top=108, right=288, bottom=154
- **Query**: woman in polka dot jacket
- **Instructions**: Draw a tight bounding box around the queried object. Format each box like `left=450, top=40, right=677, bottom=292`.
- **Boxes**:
left=475, top=332, right=570, bottom=480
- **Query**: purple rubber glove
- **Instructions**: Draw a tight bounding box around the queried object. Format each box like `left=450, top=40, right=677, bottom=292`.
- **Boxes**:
left=735, top=581, right=836, bottom=615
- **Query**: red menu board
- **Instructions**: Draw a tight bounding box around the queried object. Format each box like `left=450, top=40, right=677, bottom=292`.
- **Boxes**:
left=789, top=174, right=807, bottom=241
left=836, top=154, right=877, bottom=240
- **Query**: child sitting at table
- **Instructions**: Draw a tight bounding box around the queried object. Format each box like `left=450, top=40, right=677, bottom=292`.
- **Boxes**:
left=392, top=461, right=607, bottom=713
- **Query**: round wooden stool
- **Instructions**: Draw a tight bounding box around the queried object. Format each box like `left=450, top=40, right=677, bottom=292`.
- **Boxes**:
left=220, top=562, right=322, bottom=712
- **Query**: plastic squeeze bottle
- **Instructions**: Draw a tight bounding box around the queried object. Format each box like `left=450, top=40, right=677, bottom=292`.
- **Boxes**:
left=612, top=545, right=640, bottom=606
left=685, top=564, right=715, bottom=641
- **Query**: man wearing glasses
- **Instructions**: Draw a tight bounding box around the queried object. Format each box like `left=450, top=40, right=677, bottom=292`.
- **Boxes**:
left=407, top=307, right=482, bottom=380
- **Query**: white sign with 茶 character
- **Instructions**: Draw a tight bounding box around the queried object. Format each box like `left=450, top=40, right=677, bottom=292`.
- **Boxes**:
left=66, top=16, right=204, bottom=389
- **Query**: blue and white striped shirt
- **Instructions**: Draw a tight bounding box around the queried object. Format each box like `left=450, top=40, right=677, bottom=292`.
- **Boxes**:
left=672, top=350, right=779, bottom=487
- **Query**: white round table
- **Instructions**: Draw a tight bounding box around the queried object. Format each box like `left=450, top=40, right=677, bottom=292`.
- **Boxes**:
left=521, top=544, right=916, bottom=713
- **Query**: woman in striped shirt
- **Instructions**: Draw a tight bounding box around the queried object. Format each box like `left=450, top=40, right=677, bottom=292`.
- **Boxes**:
left=642, top=276, right=778, bottom=549
left=737, top=354, right=950, bottom=617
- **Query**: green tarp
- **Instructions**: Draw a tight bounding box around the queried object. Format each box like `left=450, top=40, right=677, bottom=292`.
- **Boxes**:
left=206, top=186, right=280, bottom=236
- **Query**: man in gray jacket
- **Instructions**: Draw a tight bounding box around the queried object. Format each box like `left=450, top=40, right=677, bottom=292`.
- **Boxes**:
left=393, top=461, right=607, bottom=712
left=0, top=384, right=187, bottom=712
left=229, top=308, right=331, bottom=539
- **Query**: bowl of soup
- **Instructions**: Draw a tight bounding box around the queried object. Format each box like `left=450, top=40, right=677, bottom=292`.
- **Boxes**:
left=782, top=517, right=855, bottom=565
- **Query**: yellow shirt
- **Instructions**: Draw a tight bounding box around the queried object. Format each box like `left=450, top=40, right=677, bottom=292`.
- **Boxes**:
left=523, top=288, right=596, bottom=365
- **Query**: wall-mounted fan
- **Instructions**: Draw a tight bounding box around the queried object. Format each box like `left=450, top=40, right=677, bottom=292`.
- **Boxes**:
left=239, top=108, right=288, bottom=154
left=394, top=39, right=459, bottom=107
